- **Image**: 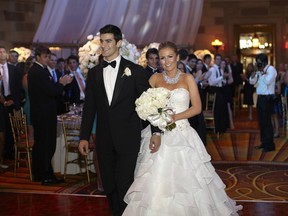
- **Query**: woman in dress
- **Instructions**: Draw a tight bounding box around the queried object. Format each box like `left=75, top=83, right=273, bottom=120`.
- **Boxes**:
left=123, top=41, right=242, bottom=215
left=243, top=63, right=255, bottom=120
left=220, top=59, right=234, bottom=129
left=22, top=56, right=35, bottom=142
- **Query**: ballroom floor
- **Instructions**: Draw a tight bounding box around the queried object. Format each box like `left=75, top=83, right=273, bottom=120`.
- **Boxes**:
left=0, top=107, right=287, bottom=215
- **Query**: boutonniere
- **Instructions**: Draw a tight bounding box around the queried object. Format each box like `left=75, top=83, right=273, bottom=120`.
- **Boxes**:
left=122, top=67, right=132, bottom=78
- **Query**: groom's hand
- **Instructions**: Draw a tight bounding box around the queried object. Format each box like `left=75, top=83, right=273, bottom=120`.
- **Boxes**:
left=79, top=140, right=89, bottom=155
left=149, top=134, right=161, bottom=153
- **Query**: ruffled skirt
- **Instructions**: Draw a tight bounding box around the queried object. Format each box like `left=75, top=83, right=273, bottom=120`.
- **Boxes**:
left=123, top=123, right=242, bottom=216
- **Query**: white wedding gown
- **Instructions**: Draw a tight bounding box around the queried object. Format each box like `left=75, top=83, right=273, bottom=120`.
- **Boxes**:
left=123, top=88, right=243, bottom=216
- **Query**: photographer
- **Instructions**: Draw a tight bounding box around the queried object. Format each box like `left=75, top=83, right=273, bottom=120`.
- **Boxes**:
left=249, top=53, right=277, bottom=152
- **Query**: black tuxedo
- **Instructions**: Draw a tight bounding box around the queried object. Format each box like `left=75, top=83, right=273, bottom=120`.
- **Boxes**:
left=144, top=66, right=158, bottom=79
left=80, top=57, right=152, bottom=215
left=0, top=63, right=21, bottom=159
left=28, top=63, right=64, bottom=181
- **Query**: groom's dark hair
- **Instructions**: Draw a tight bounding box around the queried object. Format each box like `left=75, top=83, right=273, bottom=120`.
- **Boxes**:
left=100, top=24, right=122, bottom=42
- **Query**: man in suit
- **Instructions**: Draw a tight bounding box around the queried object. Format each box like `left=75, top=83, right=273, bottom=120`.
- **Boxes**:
left=64, top=55, right=86, bottom=105
left=144, top=48, right=159, bottom=78
left=78, top=24, right=161, bottom=216
left=0, top=46, right=21, bottom=165
left=28, top=45, right=72, bottom=185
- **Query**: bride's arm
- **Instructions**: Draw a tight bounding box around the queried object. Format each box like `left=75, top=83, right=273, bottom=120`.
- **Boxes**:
left=173, top=74, right=202, bottom=122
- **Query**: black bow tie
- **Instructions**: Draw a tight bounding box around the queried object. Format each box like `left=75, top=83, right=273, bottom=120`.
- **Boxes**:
left=102, top=60, right=116, bottom=68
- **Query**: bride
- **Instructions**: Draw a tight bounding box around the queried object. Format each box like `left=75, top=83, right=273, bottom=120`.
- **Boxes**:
left=123, top=41, right=243, bottom=215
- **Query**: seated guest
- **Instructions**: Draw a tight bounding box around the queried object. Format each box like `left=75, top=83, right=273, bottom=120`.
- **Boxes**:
left=65, top=55, right=86, bottom=105
left=144, top=48, right=159, bottom=78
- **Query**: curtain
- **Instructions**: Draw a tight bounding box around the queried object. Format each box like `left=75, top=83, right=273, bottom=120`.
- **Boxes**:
left=33, top=0, right=203, bottom=47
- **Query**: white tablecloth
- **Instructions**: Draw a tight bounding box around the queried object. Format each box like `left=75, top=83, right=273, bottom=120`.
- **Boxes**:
left=52, top=117, right=95, bottom=175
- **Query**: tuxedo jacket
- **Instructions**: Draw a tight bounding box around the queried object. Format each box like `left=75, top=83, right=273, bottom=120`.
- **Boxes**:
left=64, top=75, right=85, bottom=104
left=28, top=63, right=64, bottom=125
left=80, top=57, right=151, bottom=154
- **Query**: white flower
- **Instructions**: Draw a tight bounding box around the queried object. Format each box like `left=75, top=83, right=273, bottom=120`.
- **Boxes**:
left=135, top=87, right=176, bottom=131
left=122, top=67, right=131, bottom=77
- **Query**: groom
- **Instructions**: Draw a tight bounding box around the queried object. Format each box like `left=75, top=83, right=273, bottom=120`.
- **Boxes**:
left=79, top=24, right=161, bottom=216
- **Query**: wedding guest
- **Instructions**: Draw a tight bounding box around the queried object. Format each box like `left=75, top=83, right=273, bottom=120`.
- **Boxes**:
left=7, top=50, right=19, bottom=66
left=272, top=72, right=282, bottom=138
left=188, top=59, right=207, bottom=145
left=230, top=55, right=244, bottom=98
left=0, top=46, right=22, bottom=162
left=220, top=59, right=234, bottom=129
left=22, top=56, right=35, bottom=141
left=243, top=63, right=255, bottom=120
left=188, top=53, right=197, bottom=74
left=78, top=24, right=161, bottom=216
left=178, top=48, right=192, bottom=73
left=56, top=57, right=68, bottom=78
left=208, top=54, right=229, bottom=134
left=144, top=48, right=159, bottom=78
left=250, top=53, right=277, bottom=152
left=65, top=55, right=86, bottom=105
left=123, top=41, right=242, bottom=215
left=28, top=45, right=72, bottom=184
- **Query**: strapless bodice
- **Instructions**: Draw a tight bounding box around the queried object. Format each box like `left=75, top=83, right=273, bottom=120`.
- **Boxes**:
left=166, top=88, right=190, bottom=131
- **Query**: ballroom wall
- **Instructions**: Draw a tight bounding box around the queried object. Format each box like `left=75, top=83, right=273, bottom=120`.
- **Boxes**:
left=1, top=0, right=288, bottom=65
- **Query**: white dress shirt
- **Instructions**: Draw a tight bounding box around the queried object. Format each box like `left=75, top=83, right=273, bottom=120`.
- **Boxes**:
left=47, top=66, right=58, bottom=83
left=249, top=65, right=277, bottom=95
left=0, top=63, right=10, bottom=96
left=103, top=55, right=121, bottom=105
left=208, top=64, right=223, bottom=87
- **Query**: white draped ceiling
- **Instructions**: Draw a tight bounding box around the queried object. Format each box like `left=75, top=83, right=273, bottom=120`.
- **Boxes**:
left=33, top=0, right=203, bottom=47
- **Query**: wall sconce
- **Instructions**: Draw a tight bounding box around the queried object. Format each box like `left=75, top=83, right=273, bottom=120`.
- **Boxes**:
left=211, top=39, right=223, bottom=52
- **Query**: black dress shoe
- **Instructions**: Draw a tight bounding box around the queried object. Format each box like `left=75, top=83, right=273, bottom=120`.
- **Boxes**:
left=254, top=145, right=264, bottom=149
left=33, top=177, right=42, bottom=182
left=263, top=148, right=275, bottom=152
left=42, top=178, right=65, bottom=185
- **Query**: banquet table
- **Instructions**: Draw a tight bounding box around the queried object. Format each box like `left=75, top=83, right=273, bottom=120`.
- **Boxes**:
left=52, top=113, right=95, bottom=175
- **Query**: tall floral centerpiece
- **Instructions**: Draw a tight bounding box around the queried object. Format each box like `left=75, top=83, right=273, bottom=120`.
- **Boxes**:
left=138, top=42, right=160, bottom=68
left=12, top=47, right=32, bottom=62
left=78, top=33, right=140, bottom=77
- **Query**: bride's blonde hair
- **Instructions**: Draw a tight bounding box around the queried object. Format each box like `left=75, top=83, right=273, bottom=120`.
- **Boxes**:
left=158, top=41, right=178, bottom=54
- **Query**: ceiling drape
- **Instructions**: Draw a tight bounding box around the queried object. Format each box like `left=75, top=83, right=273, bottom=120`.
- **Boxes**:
left=33, top=0, right=203, bottom=47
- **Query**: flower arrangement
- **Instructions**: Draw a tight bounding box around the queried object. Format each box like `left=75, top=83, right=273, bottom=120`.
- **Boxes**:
left=78, top=34, right=102, bottom=75
left=11, top=47, right=32, bottom=62
left=135, top=87, right=176, bottom=131
left=78, top=33, right=140, bottom=77
left=138, top=42, right=160, bottom=68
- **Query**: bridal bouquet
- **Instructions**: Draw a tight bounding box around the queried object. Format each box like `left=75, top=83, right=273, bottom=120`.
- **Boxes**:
left=135, top=87, right=176, bottom=131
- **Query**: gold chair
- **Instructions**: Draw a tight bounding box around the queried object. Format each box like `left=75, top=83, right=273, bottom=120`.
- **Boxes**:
left=203, top=92, right=216, bottom=133
left=61, top=115, right=94, bottom=183
left=233, top=85, right=242, bottom=116
left=9, top=109, right=33, bottom=181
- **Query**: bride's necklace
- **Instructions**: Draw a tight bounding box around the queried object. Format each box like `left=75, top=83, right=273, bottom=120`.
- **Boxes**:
left=163, top=70, right=181, bottom=84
